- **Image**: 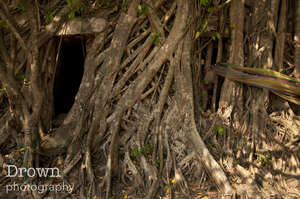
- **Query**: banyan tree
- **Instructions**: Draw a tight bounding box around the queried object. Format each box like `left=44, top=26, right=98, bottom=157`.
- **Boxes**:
left=0, top=0, right=299, bottom=198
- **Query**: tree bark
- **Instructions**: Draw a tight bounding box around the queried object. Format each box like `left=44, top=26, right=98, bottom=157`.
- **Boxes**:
left=294, top=0, right=300, bottom=78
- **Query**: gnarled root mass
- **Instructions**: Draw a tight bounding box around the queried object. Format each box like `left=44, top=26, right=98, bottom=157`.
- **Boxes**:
left=1, top=0, right=300, bottom=198
left=40, top=0, right=234, bottom=198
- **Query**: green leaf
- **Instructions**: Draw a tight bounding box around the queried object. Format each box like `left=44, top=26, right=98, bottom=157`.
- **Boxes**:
left=45, top=14, right=54, bottom=25
left=140, top=145, right=152, bottom=154
left=16, top=1, right=25, bottom=11
left=75, top=1, right=82, bottom=9
left=130, top=145, right=152, bottom=157
left=66, top=0, right=74, bottom=7
left=75, top=1, right=84, bottom=13
left=66, top=0, right=83, bottom=16
left=113, top=5, right=119, bottom=11
left=219, top=62, right=300, bottom=84
left=122, top=0, right=127, bottom=10
left=138, top=4, right=142, bottom=11
left=154, top=160, right=160, bottom=167
left=151, top=32, right=160, bottom=45
left=130, top=148, right=139, bottom=157
left=24, top=79, right=30, bottom=86
left=137, top=3, right=148, bottom=15
left=200, top=19, right=208, bottom=33
left=212, top=35, right=216, bottom=40
left=200, top=0, right=209, bottom=6
left=214, top=125, right=225, bottom=136
left=216, top=32, right=221, bottom=40
left=255, top=153, right=271, bottom=166
left=224, top=27, right=229, bottom=35
left=216, top=63, right=300, bottom=105
left=195, top=31, right=201, bottom=39
left=68, top=11, right=75, bottom=19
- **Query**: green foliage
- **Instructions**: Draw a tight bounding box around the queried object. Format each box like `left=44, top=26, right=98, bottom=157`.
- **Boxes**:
left=45, top=9, right=58, bottom=25
left=212, top=32, right=221, bottom=41
left=66, top=0, right=84, bottom=19
left=121, top=0, right=128, bottom=11
left=224, top=27, right=229, bottom=36
left=255, top=153, right=271, bottom=166
left=137, top=3, right=148, bottom=15
left=130, top=145, right=153, bottom=157
left=88, top=10, right=95, bottom=17
left=214, top=125, right=225, bottom=136
left=154, top=160, right=160, bottom=167
left=45, top=14, right=54, bottom=25
left=74, top=1, right=84, bottom=12
left=68, top=11, right=75, bottom=19
left=16, top=1, right=25, bottom=11
left=98, top=0, right=107, bottom=8
left=200, top=0, right=209, bottom=6
left=195, top=31, right=201, bottom=40
left=17, top=74, right=30, bottom=86
left=200, top=19, right=208, bottom=33
left=216, top=32, right=221, bottom=40
left=98, top=0, right=127, bottom=12
left=140, top=144, right=152, bottom=154
left=113, top=5, right=119, bottom=12
left=209, top=143, right=216, bottom=147
left=151, top=32, right=160, bottom=45
left=23, top=79, right=30, bottom=86
left=66, top=0, right=75, bottom=6
left=130, top=148, right=139, bottom=157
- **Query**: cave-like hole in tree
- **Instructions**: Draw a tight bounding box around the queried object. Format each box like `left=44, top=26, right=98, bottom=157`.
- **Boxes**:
left=53, top=37, right=85, bottom=116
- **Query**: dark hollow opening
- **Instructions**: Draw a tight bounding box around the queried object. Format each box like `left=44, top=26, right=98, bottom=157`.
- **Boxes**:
left=53, top=37, right=85, bottom=116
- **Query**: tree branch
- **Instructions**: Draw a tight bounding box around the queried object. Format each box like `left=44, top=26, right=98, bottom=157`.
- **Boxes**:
left=0, top=4, right=30, bottom=59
